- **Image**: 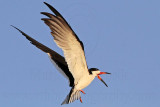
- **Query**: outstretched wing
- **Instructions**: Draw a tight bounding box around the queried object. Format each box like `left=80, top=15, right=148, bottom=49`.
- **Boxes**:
left=41, top=2, right=89, bottom=84
left=11, top=25, right=74, bottom=87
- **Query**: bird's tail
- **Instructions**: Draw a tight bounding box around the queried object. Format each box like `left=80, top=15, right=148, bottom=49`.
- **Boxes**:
left=61, top=87, right=81, bottom=105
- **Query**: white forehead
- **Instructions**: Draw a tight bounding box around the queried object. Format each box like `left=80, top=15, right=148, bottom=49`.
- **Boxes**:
left=92, top=70, right=101, bottom=75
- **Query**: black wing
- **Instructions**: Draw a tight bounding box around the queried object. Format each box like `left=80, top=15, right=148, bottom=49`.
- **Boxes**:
left=11, top=25, right=74, bottom=87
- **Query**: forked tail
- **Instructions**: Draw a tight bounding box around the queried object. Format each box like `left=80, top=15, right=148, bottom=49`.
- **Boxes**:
left=61, top=87, right=81, bottom=105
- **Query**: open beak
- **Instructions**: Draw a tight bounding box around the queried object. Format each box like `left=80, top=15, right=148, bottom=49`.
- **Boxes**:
left=97, top=72, right=111, bottom=87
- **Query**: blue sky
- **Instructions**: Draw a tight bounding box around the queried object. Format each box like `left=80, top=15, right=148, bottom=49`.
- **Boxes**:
left=0, top=0, right=160, bottom=107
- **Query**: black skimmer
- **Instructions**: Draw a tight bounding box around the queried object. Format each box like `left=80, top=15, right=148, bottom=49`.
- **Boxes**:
left=12, top=2, right=111, bottom=105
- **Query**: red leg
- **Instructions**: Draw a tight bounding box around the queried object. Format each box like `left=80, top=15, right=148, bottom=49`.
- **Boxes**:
left=80, top=90, right=86, bottom=94
left=80, top=97, right=83, bottom=103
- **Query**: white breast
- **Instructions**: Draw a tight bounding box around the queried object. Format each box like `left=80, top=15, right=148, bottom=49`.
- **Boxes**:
left=75, top=74, right=96, bottom=90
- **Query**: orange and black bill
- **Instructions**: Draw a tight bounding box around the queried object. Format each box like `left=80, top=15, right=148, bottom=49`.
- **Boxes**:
left=97, top=72, right=111, bottom=87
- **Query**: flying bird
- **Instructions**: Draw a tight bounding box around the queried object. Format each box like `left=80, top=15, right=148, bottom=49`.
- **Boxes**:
left=12, top=2, right=110, bottom=105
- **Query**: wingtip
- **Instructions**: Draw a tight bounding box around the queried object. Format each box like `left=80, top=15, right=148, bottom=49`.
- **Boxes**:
left=40, top=12, right=52, bottom=18
left=43, top=2, right=47, bottom=4
left=43, top=2, right=53, bottom=12
left=40, top=12, right=45, bottom=14
left=43, top=2, right=51, bottom=8
left=42, top=2, right=62, bottom=17
left=10, top=25, right=17, bottom=29
left=11, top=25, right=23, bottom=33
left=41, top=18, right=49, bottom=21
left=40, top=12, right=48, bottom=18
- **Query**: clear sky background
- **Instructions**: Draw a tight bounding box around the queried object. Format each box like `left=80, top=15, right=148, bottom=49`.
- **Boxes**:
left=0, top=0, right=160, bottom=107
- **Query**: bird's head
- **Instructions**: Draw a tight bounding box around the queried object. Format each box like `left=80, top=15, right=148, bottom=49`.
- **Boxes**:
left=89, top=68, right=111, bottom=87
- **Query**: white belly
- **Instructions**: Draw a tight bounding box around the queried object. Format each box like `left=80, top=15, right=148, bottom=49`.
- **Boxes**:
left=75, top=74, right=95, bottom=90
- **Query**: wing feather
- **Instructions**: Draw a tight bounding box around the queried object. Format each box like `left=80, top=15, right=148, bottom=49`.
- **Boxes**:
left=11, top=25, right=74, bottom=86
left=42, top=2, right=89, bottom=84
